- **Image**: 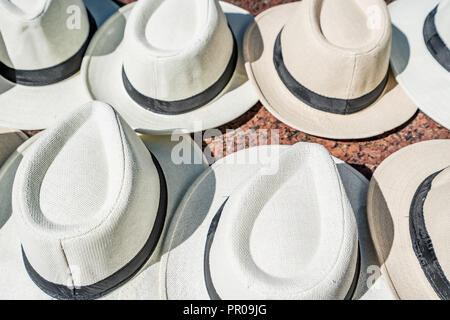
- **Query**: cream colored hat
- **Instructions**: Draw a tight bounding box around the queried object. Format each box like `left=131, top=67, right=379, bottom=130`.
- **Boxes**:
left=244, top=0, right=418, bottom=139
left=0, top=127, right=27, bottom=167
left=0, top=0, right=118, bottom=130
left=81, top=0, right=258, bottom=134
left=160, top=143, right=395, bottom=300
left=0, top=101, right=207, bottom=300
left=390, top=0, right=450, bottom=130
left=368, top=139, right=450, bottom=300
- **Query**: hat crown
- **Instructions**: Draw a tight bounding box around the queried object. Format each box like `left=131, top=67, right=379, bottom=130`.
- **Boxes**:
left=435, top=0, right=450, bottom=48
left=281, top=0, right=391, bottom=99
left=122, top=0, right=234, bottom=101
left=209, top=144, right=358, bottom=299
left=0, top=0, right=90, bottom=70
left=12, top=101, right=161, bottom=287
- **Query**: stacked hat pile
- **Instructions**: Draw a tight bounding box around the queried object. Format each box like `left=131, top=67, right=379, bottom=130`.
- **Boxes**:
left=0, top=0, right=448, bottom=300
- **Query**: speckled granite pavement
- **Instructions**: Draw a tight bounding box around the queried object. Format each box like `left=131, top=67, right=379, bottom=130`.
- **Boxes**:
left=27, top=0, right=450, bottom=179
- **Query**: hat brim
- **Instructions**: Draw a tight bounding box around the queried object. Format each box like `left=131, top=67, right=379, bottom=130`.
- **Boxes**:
left=0, top=133, right=208, bottom=299
left=81, top=2, right=259, bottom=135
left=0, top=0, right=119, bottom=130
left=243, top=2, right=418, bottom=140
left=389, top=0, right=450, bottom=130
left=367, top=139, right=450, bottom=300
left=0, top=128, right=27, bottom=167
left=159, top=144, right=395, bottom=300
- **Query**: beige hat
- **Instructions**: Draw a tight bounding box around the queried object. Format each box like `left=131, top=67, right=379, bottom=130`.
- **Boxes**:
left=390, top=0, right=450, bottom=130
left=160, top=143, right=395, bottom=300
left=0, top=101, right=207, bottom=300
left=243, top=0, right=418, bottom=139
left=368, top=139, right=450, bottom=300
left=81, top=0, right=258, bottom=134
left=0, top=0, right=119, bottom=130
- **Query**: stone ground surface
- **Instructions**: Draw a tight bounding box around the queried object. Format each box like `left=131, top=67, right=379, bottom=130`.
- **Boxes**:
left=28, top=0, right=450, bottom=179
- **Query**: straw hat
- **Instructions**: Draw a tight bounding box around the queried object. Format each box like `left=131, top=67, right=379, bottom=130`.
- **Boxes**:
left=368, top=139, right=450, bottom=300
left=0, top=101, right=207, bottom=300
left=0, top=0, right=119, bottom=130
left=159, top=143, right=395, bottom=300
left=81, top=0, right=258, bottom=134
left=390, top=0, right=450, bottom=130
left=244, top=0, right=418, bottom=139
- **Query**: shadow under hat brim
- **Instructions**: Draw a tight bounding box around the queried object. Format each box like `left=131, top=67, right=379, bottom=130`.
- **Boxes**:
left=389, top=0, right=450, bottom=130
left=0, top=0, right=119, bottom=131
left=81, top=2, right=259, bottom=135
left=0, top=133, right=207, bottom=300
left=159, top=144, right=395, bottom=300
left=243, top=2, right=418, bottom=140
left=367, top=139, right=450, bottom=300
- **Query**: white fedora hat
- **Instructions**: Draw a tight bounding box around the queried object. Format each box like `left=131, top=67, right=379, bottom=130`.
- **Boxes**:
left=368, top=139, right=450, bottom=300
left=0, top=101, right=207, bottom=300
left=0, top=0, right=119, bottom=130
left=243, top=0, right=418, bottom=139
left=159, top=142, right=395, bottom=300
left=0, top=127, right=27, bottom=167
left=390, top=0, right=450, bottom=130
left=81, top=0, right=258, bottom=134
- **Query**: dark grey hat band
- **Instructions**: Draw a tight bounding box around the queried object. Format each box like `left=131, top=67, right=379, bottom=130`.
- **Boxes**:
left=203, top=197, right=361, bottom=300
left=423, top=5, right=450, bottom=72
left=0, top=10, right=97, bottom=87
left=122, top=28, right=238, bottom=115
left=22, top=152, right=168, bottom=300
left=409, top=168, right=450, bottom=300
left=273, top=29, right=389, bottom=115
